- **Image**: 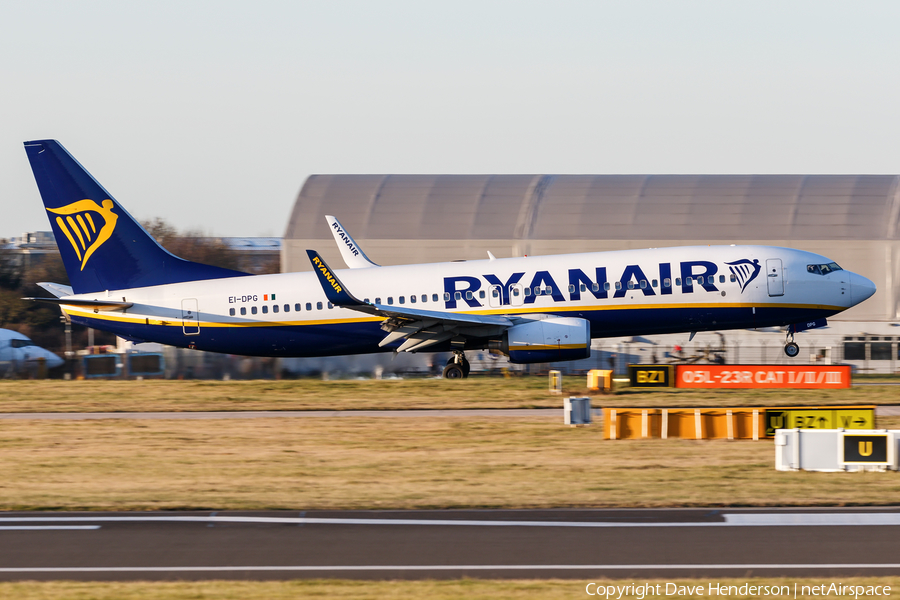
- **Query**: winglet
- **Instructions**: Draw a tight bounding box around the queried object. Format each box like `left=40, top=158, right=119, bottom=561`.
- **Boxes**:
left=306, top=250, right=367, bottom=307
left=325, top=216, right=379, bottom=268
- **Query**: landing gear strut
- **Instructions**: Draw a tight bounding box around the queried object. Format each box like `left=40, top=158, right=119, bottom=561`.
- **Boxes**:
left=784, top=330, right=800, bottom=358
left=443, top=351, right=470, bottom=379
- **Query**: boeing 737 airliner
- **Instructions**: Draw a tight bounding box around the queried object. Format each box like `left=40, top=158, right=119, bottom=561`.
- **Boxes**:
left=23, top=140, right=876, bottom=378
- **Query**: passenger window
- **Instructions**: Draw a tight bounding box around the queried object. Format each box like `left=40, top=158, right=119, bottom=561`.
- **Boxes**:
left=375, top=298, right=381, bottom=304
left=640, top=280, right=647, bottom=289
left=443, top=293, right=450, bottom=301
left=686, top=277, right=693, bottom=286
left=694, top=276, right=701, bottom=285
left=730, top=274, right=736, bottom=282
left=592, top=283, right=599, bottom=292
left=284, top=304, right=290, bottom=312
left=251, top=306, right=258, bottom=315
left=719, top=275, right=725, bottom=283
left=569, top=284, right=576, bottom=293
left=604, top=282, right=610, bottom=291
left=305, top=303, right=311, bottom=311
left=388, top=297, right=394, bottom=305
left=328, top=302, right=333, bottom=309
left=423, top=294, right=428, bottom=302
left=410, top=295, right=416, bottom=303
left=465, top=291, right=473, bottom=300
left=240, top=307, right=246, bottom=315
left=524, top=287, right=531, bottom=297
left=399, top=296, right=405, bottom=304
left=676, top=278, right=682, bottom=286
left=615, top=282, right=622, bottom=291
left=479, top=290, right=485, bottom=299
left=317, top=302, right=323, bottom=310
left=579, top=284, right=586, bottom=293
left=229, top=308, right=235, bottom=316
left=364, top=298, right=370, bottom=303
left=512, top=287, right=520, bottom=296
left=664, top=278, right=671, bottom=287
left=454, top=292, right=461, bottom=300
left=652, top=279, right=658, bottom=287
left=627, top=281, right=634, bottom=290
left=262, top=305, right=268, bottom=314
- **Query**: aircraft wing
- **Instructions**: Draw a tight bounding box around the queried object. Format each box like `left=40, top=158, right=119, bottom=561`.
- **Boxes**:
left=326, top=215, right=380, bottom=269
left=306, top=250, right=511, bottom=352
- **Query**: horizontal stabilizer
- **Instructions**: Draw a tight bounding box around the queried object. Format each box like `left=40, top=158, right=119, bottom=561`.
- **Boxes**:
left=37, top=282, right=73, bottom=298
left=23, top=297, right=133, bottom=311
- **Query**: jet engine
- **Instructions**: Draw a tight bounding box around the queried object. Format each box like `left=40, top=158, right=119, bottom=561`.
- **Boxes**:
left=500, top=317, right=590, bottom=364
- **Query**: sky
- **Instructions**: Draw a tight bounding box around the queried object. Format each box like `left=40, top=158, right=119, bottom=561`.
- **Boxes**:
left=3, top=1, right=900, bottom=239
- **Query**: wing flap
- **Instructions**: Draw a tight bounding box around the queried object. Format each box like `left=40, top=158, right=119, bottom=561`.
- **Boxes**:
left=306, top=249, right=513, bottom=352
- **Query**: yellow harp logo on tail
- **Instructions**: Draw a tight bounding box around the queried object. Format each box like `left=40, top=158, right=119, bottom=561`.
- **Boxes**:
left=47, top=199, right=118, bottom=271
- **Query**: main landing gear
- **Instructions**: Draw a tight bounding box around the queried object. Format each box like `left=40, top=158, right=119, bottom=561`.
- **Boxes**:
left=784, top=330, right=800, bottom=358
left=443, top=351, right=470, bottom=379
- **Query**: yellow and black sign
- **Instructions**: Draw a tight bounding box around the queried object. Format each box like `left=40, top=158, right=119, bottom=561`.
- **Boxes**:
left=764, top=406, right=876, bottom=437
left=842, top=434, right=889, bottom=464
left=628, top=365, right=674, bottom=389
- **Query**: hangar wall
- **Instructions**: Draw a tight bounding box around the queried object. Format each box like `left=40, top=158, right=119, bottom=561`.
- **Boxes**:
left=283, top=174, right=900, bottom=324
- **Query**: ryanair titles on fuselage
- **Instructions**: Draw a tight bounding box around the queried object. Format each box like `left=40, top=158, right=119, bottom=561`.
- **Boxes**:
left=312, top=256, right=343, bottom=294
left=444, top=259, right=758, bottom=309
left=331, top=222, right=361, bottom=257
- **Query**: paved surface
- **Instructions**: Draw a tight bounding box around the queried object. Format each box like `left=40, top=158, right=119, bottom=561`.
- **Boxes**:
left=1, top=509, right=899, bottom=580
left=1, top=406, right=898, bottom=419
left=0, top=409, right=561, bottom=420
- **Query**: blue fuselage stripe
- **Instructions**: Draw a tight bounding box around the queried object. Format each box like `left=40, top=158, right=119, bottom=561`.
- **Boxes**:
left=70, top=305, right=838, bottom=357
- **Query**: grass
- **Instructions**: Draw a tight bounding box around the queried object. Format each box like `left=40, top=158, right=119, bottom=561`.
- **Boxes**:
left=1, top=578, right=898, bottom=599
left=2, top=415, right=900, bottom=511
left=0, top=376, right=896, bottom=412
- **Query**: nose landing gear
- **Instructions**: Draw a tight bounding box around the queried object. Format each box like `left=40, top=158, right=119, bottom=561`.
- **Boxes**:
left=443, top=351, right=470, bottom=379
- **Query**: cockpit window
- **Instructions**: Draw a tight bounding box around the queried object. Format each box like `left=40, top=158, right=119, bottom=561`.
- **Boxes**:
left=9, top=339, right=35, bottom=348
left=807, top=262, right=842, bottom=276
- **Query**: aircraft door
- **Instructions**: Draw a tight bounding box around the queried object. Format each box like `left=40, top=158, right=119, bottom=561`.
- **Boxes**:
left=181, top=298, right=200, bottom=335
left=766, top=258, right=784, bottom=297
left=509, top=283, right=525, bottom=307
left=489, top=285, right=502, bottom=308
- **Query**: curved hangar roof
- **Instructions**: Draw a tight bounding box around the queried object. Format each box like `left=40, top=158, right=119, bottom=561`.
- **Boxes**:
left=286, top=174, right=900, bottom=242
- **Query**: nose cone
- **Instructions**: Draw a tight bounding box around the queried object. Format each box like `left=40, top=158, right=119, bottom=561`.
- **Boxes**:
left=850, top=272, right=877, bottom=306
left=43, top=350, right=64, bottom=369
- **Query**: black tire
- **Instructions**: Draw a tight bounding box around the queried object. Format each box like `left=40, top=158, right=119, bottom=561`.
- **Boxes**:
left=443, top=364, right=465, bottom=379
left=461, top=360, right=470, bottom=378
left=784, top=342, right=800, bottom=358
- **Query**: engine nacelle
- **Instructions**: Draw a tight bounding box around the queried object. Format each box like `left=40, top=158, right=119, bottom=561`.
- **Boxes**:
left=501, top=317, right=591, bottom=364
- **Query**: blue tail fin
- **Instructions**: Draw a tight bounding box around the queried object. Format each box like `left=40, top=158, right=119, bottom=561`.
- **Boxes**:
left=24, top=140, right=248, bottom=294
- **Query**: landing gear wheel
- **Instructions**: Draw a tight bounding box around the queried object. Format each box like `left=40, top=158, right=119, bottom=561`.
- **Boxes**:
left=784, top=342, right=800, bottom=358
left=445, top=351, right=470, bottom=379
left=443, top=363, right=465, bottom=379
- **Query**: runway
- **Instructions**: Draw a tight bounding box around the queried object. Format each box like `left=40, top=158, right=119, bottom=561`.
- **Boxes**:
left=1, top=509, right=899, bottom=580
left=1, top=405, right=898, bottom=420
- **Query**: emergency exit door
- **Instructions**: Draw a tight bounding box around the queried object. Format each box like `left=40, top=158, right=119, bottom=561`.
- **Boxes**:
left=766, top=258, right=784, bottom=297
